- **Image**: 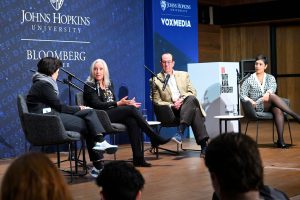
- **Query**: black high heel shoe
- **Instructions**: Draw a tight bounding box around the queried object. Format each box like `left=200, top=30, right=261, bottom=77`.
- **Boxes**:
left=276, top=140, right=288, bottom=148
left=150, top=135, right=172, bottom=147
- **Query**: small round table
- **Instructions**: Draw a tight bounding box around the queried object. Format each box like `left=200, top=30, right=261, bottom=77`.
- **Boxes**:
left=214, top=115, right=244, bottom=134
left=147, top=121, right=161, bottom=127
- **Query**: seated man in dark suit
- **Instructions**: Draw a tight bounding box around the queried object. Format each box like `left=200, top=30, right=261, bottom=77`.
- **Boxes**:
left=151, top=52, right=209, bottom=157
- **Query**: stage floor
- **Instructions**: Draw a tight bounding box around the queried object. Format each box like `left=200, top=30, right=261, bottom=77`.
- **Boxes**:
left=1, top=120, right=300, bottom=200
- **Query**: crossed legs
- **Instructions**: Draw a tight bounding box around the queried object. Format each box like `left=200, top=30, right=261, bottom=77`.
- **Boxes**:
left=264, top=94, right=300, bottom=147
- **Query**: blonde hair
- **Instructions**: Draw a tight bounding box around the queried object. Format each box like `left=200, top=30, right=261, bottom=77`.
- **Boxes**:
left=87, top=59, right=111, bottom=87
left=0, top=152, right=73, bottom=200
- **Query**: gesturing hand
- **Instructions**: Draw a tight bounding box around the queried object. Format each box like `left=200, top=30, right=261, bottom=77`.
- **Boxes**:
left=117, top=96, right=141, bottom=108
left=129, top=97, right=141, bottom=108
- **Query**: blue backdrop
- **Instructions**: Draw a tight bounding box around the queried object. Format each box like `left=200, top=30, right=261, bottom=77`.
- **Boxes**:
left=0, top=0, right=144, bottom=158
left=144, top=0, right=198, bottom=137
left=0, top=0, right=198, bottom=158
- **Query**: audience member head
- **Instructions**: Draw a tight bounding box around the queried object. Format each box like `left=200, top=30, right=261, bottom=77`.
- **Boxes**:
left=0, top=152, right=73, bottom=200
left=160, top=52, right=175, bottom=74
left=205, top=133, right=264, bottom=200
left=96, top=161, right=145, bottom=200
left=37, top=57, right=62, bottom=76
left=87, top=58, right=110, bottom=87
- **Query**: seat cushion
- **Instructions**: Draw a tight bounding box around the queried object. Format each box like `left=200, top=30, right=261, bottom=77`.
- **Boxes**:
left=111, top=123, right=127, bottom=132
left=66, top=131, right=81, bottom=141
left=256, top=112, right=273, bottom=119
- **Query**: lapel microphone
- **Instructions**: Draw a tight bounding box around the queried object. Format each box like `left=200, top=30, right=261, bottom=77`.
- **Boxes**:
left=162, top=74, right=170, bottom=91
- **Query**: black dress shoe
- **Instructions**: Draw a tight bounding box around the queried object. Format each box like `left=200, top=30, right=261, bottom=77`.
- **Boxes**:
left=276, top=140, right=288, bottom=149
left=200, top=137, right=209, bottom=158
left=200, top=144, right=207, bottom=158
left=133, top=160, right=152, bottom=167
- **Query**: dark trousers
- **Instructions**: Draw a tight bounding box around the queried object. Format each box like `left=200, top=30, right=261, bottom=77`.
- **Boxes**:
left=172, top=96, right=209, bottom=145
left=106, top=105, right=154, bottom=160
left=60, top=109, right=105, bottom=162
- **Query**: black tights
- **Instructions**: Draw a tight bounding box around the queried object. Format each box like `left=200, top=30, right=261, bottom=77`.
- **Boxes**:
left=264, top=94, right=300, bottom=142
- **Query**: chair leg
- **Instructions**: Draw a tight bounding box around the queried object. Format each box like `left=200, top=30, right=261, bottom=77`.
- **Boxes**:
left=287, top=118, right=293, bottom=145
left=256, top=121, right=259, bottom=143
left=74, top=142, right=78, bottom=174
left=57, top=145, right=60, bottom=168
left=245, top=121, right=250, bottom=135
left=73, top=140, right=88, bottom=176
left=81, top=140, right=88, bottom=174
left=68, top=143, right=73, bottom=182
left=272, top=121, right=275, bottom=144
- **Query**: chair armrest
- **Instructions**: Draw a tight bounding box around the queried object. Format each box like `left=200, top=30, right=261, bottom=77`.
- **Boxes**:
left=240, top=99, right=258, bottom=120
left=94, top=110, right=117, bottom=132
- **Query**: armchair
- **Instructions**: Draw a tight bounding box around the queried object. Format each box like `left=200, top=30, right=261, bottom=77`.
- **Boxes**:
left=241, top=98, right=293, bottom=145
left=75, top=92, right=128, bottom=160
left=150, top=104, right=201, bottom=158
left=17, top=95, right=86, bottom=182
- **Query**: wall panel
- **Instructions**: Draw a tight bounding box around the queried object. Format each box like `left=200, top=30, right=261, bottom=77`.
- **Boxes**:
left=198, top=24, right=221, bottom=62
left=276, top=25, right=300, bottom=114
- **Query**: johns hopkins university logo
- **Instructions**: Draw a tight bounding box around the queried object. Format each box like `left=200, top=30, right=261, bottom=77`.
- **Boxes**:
left=50, top=0, right=64, bottom=11
left=160, top=0, right=167, bottom=11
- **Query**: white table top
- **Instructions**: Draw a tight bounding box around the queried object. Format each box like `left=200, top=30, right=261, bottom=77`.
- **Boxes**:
left=214, top=115, right=244, bottom=119
left=147, top=121, right=161, bottom=126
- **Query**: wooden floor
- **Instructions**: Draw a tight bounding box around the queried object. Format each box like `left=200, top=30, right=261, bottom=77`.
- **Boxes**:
left=1, top=121, right=300, bottom=200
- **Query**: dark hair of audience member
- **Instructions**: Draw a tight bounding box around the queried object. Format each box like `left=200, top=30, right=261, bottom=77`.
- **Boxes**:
left=205, top=133, right=264, bottom=195
left=0, top=152, right=73, bottom=200
left=96, top=161, right=145, bottom=200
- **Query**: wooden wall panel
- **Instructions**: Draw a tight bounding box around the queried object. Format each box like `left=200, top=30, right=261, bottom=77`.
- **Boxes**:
left=221, top=25, right=270, bottom=64
left=276, top=25, right=300, bottom=114
left=198, top=24, right=221, bottom=62
left=277, top=77, right=300, bottom=114
left=221, top=27, right=241, bottom=61
left=276, top=25, right=300, bottom=74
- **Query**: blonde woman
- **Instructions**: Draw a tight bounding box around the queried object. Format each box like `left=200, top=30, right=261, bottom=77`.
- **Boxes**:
left=84, top=59, right=171, bottom=167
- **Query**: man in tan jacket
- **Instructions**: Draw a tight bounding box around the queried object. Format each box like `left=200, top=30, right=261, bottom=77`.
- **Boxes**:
left=151, top=52, right=209, bottom=157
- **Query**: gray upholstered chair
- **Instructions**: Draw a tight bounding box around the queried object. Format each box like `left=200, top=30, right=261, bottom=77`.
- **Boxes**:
left=75, top=92, right=128, bottom=159
left=151, top=104, right=183, bottom=158
left=17, top=94, right=86, bottom=181
left=241, top=98, right=293, bottom=145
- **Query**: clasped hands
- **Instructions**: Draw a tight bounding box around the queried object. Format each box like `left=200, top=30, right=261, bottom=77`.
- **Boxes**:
left=249, top=92, right=271, bottom=108
left=117, top=96, right=141, bottom=108
left=171, top=97, right=184, bottom=110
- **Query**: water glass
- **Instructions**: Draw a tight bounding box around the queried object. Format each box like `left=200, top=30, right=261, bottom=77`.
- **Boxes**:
left=142, top=109, right=148, bottom=121
left=225, top=104, right=235, bottom=115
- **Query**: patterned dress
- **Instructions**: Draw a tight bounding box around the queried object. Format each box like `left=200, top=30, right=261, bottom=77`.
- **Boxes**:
left=240, top=73, right=277, bottom=112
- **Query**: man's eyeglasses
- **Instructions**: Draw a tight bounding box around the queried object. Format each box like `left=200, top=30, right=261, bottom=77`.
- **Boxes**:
left=161, top=60, right=173, bottom=65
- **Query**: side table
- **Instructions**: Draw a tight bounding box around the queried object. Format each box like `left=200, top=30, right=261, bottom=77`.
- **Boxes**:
left=214, top=115, right=244, bottom=134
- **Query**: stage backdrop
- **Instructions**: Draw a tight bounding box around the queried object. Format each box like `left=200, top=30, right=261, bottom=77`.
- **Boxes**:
left=144, top=0, right=198, bottom=138
left=0, top=0, right=144, bottom=158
